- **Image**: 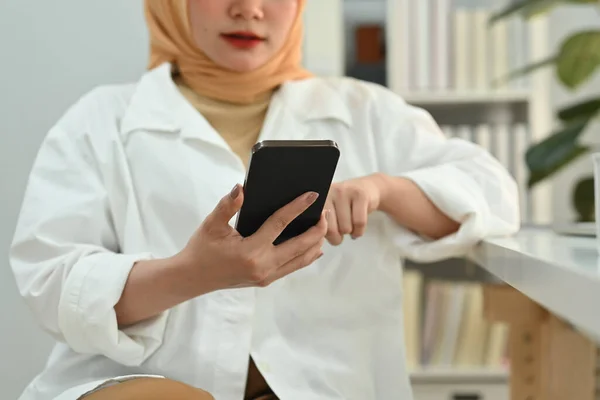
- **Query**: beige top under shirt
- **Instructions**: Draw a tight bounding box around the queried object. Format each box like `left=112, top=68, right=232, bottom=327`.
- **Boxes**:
left=175, top=75, right=272, bottom=167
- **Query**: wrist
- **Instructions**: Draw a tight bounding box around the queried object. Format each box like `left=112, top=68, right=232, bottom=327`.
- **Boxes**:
left=371, top=173, right=404, bottom=213
left=369, top=173, right=389, bottom=211
left=169, top=251, right=220, bottom=298
left=116, top=254, right=205, bottom=327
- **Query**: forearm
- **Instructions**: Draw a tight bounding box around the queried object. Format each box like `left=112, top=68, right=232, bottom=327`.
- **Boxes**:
left=375, top=174, right=460, bottom=240
left=115, top=255, right=211, bottom=327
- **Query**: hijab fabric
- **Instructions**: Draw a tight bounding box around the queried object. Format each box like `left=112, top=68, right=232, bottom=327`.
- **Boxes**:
left=144, top=0, right=312, bottom=104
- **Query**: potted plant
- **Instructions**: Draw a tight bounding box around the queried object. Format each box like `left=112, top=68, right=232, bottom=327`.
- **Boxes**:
left=491, top=0, right=600, bottom=222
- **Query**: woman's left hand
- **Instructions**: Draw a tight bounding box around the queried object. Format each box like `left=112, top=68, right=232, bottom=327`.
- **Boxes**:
left=324, top=174, right=386, bottom=245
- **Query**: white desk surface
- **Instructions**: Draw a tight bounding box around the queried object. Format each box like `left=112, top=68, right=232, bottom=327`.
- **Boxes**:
left=471, top=227, right=600, bottom=339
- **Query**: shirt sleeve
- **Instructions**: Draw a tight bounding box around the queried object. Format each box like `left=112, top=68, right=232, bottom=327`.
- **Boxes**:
left=10, top=117, right=169, bottom=367
left=373, top=90, right=520, bottom=262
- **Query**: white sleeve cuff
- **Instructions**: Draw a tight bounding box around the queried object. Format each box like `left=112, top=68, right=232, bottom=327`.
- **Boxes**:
left=58, top=252, right=170, bottom=366
left=390, top=165, right=492, bottom=263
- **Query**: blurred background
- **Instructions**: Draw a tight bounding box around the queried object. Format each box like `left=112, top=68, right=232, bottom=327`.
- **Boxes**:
left=1, top=0, right=599, bottom=399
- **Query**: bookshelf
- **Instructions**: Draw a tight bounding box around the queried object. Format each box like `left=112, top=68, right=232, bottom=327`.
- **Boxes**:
left=411, top=368, right=508, bottom=400
left=411, top=368, right=508, bottom=383
left=402, top=90, right=531, bottom=106
left=303, top=1, right=555, bottom=399
left=303, top=0, right=554, bottom=226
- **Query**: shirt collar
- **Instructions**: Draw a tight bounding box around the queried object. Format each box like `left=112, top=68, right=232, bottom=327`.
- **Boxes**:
left=120, top=62, right=353, bottom=138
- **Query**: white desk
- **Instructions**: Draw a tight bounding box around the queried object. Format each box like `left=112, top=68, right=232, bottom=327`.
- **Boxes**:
left=470, top=227, right=600, bottom=400
left=472, top=228, right=600, bottom=340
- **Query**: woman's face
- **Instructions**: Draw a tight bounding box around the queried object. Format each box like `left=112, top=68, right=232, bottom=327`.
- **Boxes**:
left=189, top=0, right=299, bottom=72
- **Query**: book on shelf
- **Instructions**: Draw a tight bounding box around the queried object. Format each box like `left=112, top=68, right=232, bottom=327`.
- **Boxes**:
left=389, top=0, right=529, bottom=94
left=403, top=267, right=423, bottom=370
left=402, top=269, right=510, bottom=371
left=513, top=123, right=532, bottom=223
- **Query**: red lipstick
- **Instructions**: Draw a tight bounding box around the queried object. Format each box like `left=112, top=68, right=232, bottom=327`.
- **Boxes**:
left=221, top=31, right=265, bottom=49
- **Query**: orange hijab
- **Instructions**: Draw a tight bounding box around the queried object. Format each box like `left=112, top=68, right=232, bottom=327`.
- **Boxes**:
left=144, top=0, right=312, bottom=104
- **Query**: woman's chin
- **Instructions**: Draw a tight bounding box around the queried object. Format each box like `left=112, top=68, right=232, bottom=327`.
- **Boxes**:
left=217, top=54, right=270, bottom=73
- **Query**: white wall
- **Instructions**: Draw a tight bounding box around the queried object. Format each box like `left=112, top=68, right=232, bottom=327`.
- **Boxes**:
left=303, top=0, right=346, bottom=76
left=0, top=1, right=148, bottom=397
left=548, top=5, right=600, bottom=222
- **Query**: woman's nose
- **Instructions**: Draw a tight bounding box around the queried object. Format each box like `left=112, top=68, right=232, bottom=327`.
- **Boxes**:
left=229, top=0, right=265, bottom=21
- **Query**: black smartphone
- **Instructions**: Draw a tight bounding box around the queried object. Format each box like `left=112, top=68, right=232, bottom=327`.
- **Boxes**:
left=235, top=140, right=340, bottom=245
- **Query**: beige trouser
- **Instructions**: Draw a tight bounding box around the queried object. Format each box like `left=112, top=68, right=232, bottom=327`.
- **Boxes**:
left=83, top=378, right=278, bottom=400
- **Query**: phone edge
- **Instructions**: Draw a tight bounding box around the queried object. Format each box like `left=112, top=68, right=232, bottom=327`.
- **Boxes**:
left=252, top=140, right=339, bottom=154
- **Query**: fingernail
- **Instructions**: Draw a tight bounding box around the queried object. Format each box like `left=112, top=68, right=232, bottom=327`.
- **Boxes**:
left=230, top=184, right=241, bottom=200
left=324, top=209, right=331, bottom=218
left=318, top=252, right=324, bottom=259
left=305, top=192, right=319, bottom=203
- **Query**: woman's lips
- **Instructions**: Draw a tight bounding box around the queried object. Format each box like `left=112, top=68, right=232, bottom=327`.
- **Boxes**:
left=221, top=31, right=265, bottom=49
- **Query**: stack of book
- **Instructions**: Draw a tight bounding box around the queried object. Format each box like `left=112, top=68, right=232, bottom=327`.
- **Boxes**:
left=403, top=269, right=510, bottom=371
left=390, top=0, right=529, bottom=93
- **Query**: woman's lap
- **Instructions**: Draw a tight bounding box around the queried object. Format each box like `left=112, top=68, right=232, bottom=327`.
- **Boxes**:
left=53, top=374, right=280, bottom=400
left=69, top=377, right=280, bottom=400
left=79, top=378, right=214, bottom=400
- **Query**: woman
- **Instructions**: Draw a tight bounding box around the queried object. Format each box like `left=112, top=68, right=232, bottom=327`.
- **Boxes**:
left=10, top=0, right=519, bottom=399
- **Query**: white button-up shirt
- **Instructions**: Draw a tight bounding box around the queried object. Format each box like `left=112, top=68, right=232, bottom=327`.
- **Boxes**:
left=10, top=63, right=519, bottom=400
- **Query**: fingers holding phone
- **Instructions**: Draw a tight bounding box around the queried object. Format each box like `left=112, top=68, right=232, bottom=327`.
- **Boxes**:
left=245, top=190, right=329, bottom=286
left=258, top=211, right=328, bottom=287
left=250, top=191, right=320, bottom=245
left=177, top=186, right=328, bottom=292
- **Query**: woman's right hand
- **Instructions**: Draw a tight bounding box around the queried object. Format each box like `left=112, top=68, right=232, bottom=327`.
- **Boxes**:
left=115, top=184, right=327, bottom=327
left=175, top=184, right=328, bottom=292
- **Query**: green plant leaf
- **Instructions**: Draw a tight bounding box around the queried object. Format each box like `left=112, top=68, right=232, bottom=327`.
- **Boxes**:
left=522, top=0, right=561, bottom=18
left=556, top=30, right=600, bottom=89
left=557, top=97, right=600, bottom=122
left=572, top=176, right=595, bottom=222
left=528, top=146, right=589, bottom=187
left=526, top=120, right=590, bottom=187
left=492, top=56, right=556, bottom=87
left=489, top=0, right=549, bottom=24
left=490, top=0, right=600, bottom=24
left=527, top=0, right=600, bottom=15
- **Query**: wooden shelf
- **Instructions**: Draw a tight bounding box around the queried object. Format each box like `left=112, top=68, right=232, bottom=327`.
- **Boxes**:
left=400, top=90, right=531, bottom=106
left=409, top=368, right=509, bottom=384
left=405, top=257, right=502, bottom=284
